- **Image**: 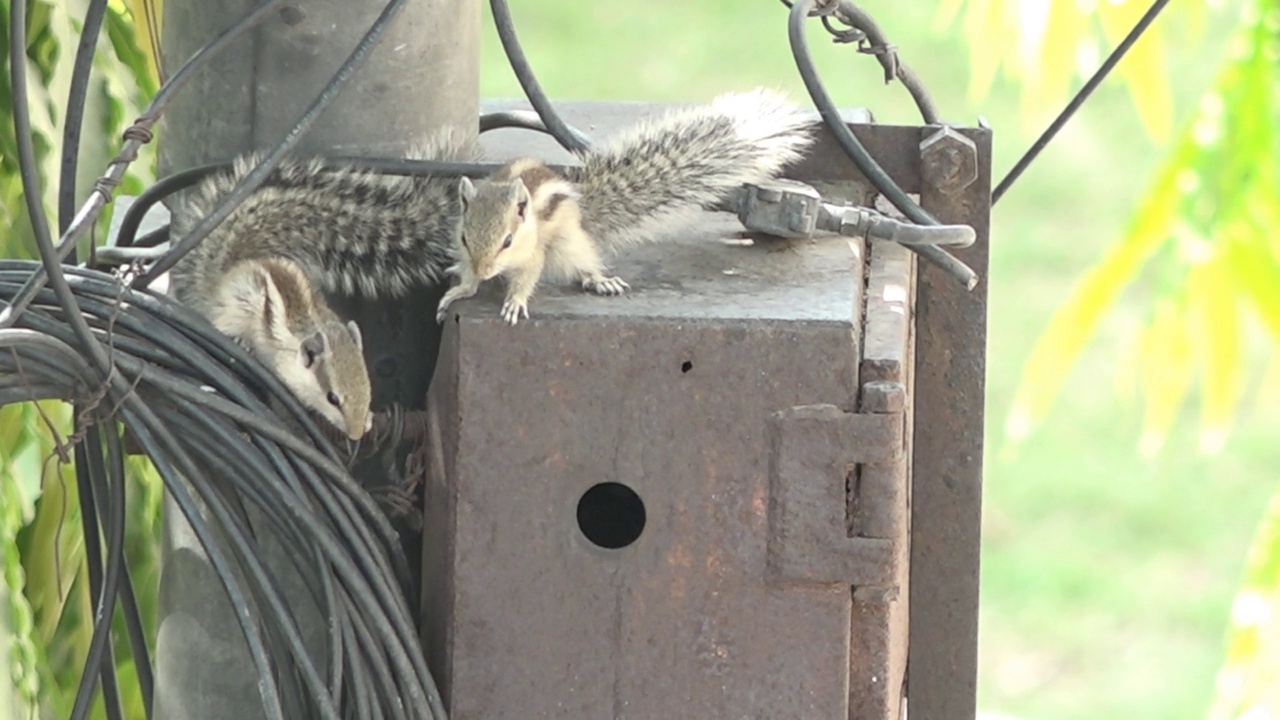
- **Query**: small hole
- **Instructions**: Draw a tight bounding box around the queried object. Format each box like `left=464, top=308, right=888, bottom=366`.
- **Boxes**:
left=279, top=6, right=305, bottom=25
left=576, top=482, right=645, bottom=549
left=680, top=360, right=693, bottom=374
left=374, top=356, right=397, bottom=379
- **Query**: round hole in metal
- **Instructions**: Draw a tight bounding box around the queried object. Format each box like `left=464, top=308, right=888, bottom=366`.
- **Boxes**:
left=576, top=482, right=646, bottom=549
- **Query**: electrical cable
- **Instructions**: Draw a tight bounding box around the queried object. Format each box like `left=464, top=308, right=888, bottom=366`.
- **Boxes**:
left=787, top=0, right=979, bottom=289
left=58, top=0, right=110, bottom=243
left=0, top=0, right=287, bottom=330
left=992, top=0, right=1173, bottom=204
left=0, top=262, right=446, bottom=718
left=133, top=0, right=412, bottom=289
left=489, top=0, right=594, bottom=154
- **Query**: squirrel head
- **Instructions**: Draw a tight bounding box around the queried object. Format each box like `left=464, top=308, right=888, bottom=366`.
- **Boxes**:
left=211, top=259, right=373, bottom=441
left=456, top=176, right=540, bottom=280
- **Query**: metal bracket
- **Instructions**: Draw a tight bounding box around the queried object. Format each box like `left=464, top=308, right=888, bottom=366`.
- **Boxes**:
left=766, top=402, right=905, bottom=589
left=729, top=179, right=976, bottom=248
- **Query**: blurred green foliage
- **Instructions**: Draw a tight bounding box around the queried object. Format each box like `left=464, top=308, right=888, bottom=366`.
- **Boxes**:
left=1, top=1, right=1277, bottom=719
left=945, top=1, right=1280, bottom=718
left=0, top=0, right=161, bottom=717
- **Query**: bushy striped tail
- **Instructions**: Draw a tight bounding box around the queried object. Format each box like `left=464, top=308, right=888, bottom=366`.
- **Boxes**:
left=571, top=88, right=814, bottom=249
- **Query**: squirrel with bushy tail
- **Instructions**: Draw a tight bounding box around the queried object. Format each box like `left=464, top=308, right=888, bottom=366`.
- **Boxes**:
left=167, top=88, right=812, bottom=440
left=168, top=131, right=474, bottom=442
left=438, top=88, right=816, bottom=324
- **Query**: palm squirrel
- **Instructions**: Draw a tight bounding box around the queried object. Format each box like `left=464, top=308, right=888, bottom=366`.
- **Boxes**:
left=436, top=88, right=815, bottom=325
left=168, top=132, right=474, bottom=440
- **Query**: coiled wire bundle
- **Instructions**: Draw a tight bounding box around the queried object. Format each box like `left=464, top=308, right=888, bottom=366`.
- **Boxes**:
left=4, top=0, right=1162, bottom=714
left=0, top=261, right=446, bottom=720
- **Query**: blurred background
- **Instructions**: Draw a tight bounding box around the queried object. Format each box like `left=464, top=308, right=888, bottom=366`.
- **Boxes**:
left=2, top=1, right=1277, bottom=719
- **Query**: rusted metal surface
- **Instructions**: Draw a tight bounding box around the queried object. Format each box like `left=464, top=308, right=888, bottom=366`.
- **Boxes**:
left=848, top=239, right=916, bottom=720
left=767, top=405, right=901, bottom=588
left=424, top=209, right=881, bottom=718
left=425, top=106, right=987, bottom=719
left=909, top=125, right=992, bottom=720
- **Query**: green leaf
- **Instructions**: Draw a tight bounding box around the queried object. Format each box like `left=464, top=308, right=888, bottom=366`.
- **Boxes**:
left=1186, top=250, right=1244, bottom=455
left=1207, top=478, right=1280, bottom=720
left=2, top=453, right=42, bottom=716
left=1004, top=142, right=1184, bottom=441
left=1135, top=297, right=1195, bottom=458
left=1007, top=0, right=1279, bottom=453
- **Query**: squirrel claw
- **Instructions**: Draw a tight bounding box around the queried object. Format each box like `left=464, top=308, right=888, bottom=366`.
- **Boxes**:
left=584, top=276, right=630, bottom=297
left=501, top=298, right=529, bottom=325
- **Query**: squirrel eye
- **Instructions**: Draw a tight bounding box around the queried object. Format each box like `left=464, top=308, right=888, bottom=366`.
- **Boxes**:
left=326, top=392, right=341, bottom=407
left=459, top=233, right=468, bottom=248
left=501, top=234, right=513, bottom=250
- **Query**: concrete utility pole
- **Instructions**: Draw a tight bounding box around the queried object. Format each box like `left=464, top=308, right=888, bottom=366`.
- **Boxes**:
left=151, top=2, right=478, bottom=718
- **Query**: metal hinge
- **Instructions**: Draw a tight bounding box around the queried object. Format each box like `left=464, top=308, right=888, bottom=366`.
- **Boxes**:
left=765, top=386, right=908, bottom=591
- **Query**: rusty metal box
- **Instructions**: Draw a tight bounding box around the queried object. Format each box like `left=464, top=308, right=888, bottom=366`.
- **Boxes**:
left=423, top=217, right=916, bottom=719
left=421, top=103, right=991, bottom=720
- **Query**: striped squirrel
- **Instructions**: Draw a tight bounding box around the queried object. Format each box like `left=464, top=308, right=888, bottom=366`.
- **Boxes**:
left=436, top=88, right=815, bottom=325
left=168, top=132, right=474, bottom=440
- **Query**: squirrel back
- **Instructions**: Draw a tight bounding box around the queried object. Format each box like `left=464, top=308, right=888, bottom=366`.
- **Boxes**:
left=567, top=88, right=814, bottom=249
left=168, top=130, right=476, bottom=438
left=170, top=132, right=476, bottom=309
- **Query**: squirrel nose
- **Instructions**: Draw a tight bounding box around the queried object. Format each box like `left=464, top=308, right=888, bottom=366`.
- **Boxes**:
left=347, top=420, right=366, bottom=441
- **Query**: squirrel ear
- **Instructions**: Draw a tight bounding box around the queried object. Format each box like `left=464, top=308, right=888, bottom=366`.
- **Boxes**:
left=346, top=320, right=363, bottom=352
left=300, top=331, right=326, bottom=368
left=458, top=176, right=476, bottom=206
left=249, top=265, right=290, bottom=342
left=514, top=180, right=531, bottom=219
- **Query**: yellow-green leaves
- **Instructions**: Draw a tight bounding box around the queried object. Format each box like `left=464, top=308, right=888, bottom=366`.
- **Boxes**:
left=1208, top=479, right=1280, bottom=720
left=116, top=0, right=163, bottom=85
left=1, top=1, right=161, bottom=716
left=1005, top=0, right=1278, bottom=457
left=937, top=0, right=1175, bottom=138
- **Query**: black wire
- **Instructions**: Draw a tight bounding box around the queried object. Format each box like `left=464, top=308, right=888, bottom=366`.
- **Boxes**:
left=114, top=400, right=289, bottom=720
left=0, top=321, right=289, bottom=718
left=71, top=429, right=125, bottom=720
left=58, top=0, right=110, bottom=244
left=113, top=157, right=512, bottom=250
left=9, top=0, right=113, bottom=370
left=829, top=1, right=941, bottom=125
left=0, top=0, right=286, bottom=330
left=779, top=0, right=942, bottom=125
left=489, top=0, right=593, bottom=154
left=992, top=0, right=1173, bottom=204
left=134, top=0, right=411, bottom=289
left=107, top=450, right=156, bottom=719
left=478, top=109, right=594, bottom=148
left=0, top=261, right=446, bottom=718
left=112, top=107, right=590, bottom=251
left=787, top=0, right=979, bottom=289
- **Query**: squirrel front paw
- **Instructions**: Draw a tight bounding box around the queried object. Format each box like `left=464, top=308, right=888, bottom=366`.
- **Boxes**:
left=436, top=284, right=478, bottom=323
left=500, top=297, right=530, bottom=325
left=582, top=275, right=630, bottom=296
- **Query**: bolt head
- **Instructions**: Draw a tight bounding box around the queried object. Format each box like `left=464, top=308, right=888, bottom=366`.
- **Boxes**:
left=920, top=126, right=978, bottom=195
